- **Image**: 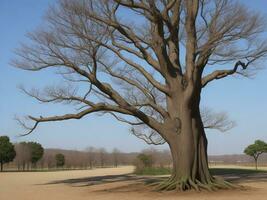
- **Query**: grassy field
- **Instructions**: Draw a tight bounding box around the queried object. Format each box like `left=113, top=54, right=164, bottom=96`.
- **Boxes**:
left=1, top=165, right=267, bottom=200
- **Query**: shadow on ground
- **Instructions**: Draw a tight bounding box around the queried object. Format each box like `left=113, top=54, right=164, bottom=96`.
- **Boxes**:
left=210, top=168, right=267, bottom=183
left=49, top=174, right=131, bottom=186
left=45, top=168, right=267, bottom=191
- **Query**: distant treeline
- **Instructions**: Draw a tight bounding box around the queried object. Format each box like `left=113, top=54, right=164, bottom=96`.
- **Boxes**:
left=2, top=136, right=267, bottom=172
left=38, top=148, right=172, bottom=170
left=5, top=143, right=172, bottom=171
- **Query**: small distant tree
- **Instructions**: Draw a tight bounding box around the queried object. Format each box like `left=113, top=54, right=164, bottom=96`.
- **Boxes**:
left=0, top=136, right=16, bottom=171
left=86, top=146, right=96, bottom=169
left=244, top=140, right=267, bottom=170
left=15, top=142, right=32, bottom=171
left=45, top=154, right=56, bottom=169
left=15, top=142, right=32, bottom=170
left=55, top=153, right=65, bottom=168
left=137, top=153, right=154, bottom=168
left=142, top=148, right=172, bottom=168
left=112, top=148, right=121, bottom=168
left=28, top=142, right=44, bottom=168
left=98, top=148, right=107, bottom=168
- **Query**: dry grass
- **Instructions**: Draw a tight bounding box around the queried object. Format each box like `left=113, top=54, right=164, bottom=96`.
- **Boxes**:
left=1, top=165, right=267, bottom=200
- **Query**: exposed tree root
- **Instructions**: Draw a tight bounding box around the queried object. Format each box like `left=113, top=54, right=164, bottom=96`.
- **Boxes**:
left=150, top=176, right=242, bottom=192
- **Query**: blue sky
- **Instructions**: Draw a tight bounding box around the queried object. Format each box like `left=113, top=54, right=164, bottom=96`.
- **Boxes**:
left=0, top=0, right=267, bottom=154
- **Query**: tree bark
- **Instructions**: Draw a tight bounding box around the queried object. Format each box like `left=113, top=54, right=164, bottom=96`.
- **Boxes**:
left=155, top=91, right=234, bottom=191
left=0, top=162, right=3, bottom=172
left=159, top=107, right=212, bottom=190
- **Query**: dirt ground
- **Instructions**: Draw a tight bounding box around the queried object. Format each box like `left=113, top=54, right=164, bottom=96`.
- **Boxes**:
left=1, top=166, right=267, bottom=200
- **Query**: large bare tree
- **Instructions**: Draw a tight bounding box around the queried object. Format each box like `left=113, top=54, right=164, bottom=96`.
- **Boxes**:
left=13, top=0, right=267, bottom=191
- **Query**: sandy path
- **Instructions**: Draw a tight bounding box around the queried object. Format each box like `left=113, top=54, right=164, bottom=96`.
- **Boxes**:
left=1, top=166, right=267, bottom=200
left=0, top=166, right=134, bottom=200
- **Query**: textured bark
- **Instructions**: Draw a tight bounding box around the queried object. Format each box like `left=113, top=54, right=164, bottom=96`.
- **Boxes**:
left=155, top=104, right=238, bottom=191
left=155, top=88, right=234, bottom=191
left=165, top=102, right=213, bottom=190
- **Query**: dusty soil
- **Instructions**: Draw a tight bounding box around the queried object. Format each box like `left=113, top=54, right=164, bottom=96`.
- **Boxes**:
left=1, top=166, right=267, bottom=200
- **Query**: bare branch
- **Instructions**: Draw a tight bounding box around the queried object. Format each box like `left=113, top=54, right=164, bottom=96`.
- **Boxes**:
left=16, top=103, right=134, bottom=136
left=201, top=107, right=235, bottom=132
left=201, top=60, right=248, bottom=87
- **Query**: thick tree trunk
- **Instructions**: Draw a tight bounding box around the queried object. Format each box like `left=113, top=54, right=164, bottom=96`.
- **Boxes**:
left=156, top=93, right=234, bottom=191
left=168, top=124, right=212, bottom=190
left=158, top=108, right=212, bottom=190
left=0, top=162, right=3, bottom=172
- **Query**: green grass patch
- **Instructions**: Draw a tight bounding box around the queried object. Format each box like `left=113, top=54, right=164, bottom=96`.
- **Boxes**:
left=134, top=167, right=172, bottom=175
left=210, top=168, right=267, bottom=176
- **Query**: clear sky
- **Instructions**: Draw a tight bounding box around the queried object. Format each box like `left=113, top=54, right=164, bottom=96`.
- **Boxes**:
left=0, top=0, right=267, bottom=154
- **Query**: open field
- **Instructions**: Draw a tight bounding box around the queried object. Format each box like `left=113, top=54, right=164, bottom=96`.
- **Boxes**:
left=1, top=166, right=267, bottom=200
left=210, top=164, right=267, bottom=170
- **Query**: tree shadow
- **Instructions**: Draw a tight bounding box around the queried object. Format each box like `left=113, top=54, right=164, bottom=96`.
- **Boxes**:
left=210, top=168, right=267, bottom=183
left=44, top=168, right=267, bottom=191
left=45, top=173, right=161, bottom=187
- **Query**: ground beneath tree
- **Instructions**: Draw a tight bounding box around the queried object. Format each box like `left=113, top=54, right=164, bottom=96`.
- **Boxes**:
left=1, top=166, right=267, bottom=200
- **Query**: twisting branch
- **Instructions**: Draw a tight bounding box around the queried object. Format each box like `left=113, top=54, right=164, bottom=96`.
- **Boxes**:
left=196, top=0, right=267, bottom=74
left=202, top=60, right=248, bottom=87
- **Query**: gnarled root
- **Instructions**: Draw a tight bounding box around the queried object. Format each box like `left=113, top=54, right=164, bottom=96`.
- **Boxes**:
left=150, top=176, right=242, bottom=192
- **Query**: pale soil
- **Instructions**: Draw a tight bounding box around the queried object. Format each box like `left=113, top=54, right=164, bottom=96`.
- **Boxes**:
left=1, top=166, right=267, bottom=200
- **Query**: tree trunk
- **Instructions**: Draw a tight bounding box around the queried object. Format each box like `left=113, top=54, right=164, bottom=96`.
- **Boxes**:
left=156, top=95, right=233, bottom=191
left=0, top=162, right=3, bottom=172
left=255, top=158, right=258, bottom=170
left=162, top=111, right=212, bottom=190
